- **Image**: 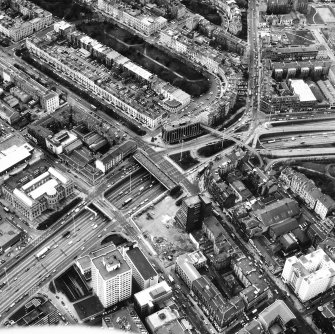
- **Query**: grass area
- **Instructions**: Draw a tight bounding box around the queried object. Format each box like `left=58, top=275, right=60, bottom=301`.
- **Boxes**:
left=306, top=7, right=324, bottom=25
left=300, top=162, right=327, bottom=174
left=284, top=30, right=315, bottom=46
left=28, top=0, right=93, bottom=21
left=169, top=151, right=199, bottom=170
left=182, top=0, right=221, bottom=25
left=78, top=22, right=209, bottom=96
left=197, top=140, right=234, bottom=158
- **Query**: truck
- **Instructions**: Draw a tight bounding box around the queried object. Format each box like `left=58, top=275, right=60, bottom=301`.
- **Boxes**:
left=122, top=198, right=132, bottom=207
left=3, top=207, right=9, bottom=213
left=35, top=246, right=50, bottom=260
left=168, top=275, right=175, bottom=284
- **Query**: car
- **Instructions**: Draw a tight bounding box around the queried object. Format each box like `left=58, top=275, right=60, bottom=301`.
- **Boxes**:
left=90, top=217, right=94, bottom=221
left=98, top=234, right=102, bottom=238
left=92, top=224, right=98, bottom=229
left=1, top=259, right=5, bottom=264
left=52, top=269, right=56, bottom=273
left=81, top=247, right=85, bottom=251
left=13, top=277, right=17, bottom=281
left=68, top=240, right=73, bottom=245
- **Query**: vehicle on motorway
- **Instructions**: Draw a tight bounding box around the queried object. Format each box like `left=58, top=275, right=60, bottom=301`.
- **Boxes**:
left=35, top=246, right=51, bottom=260
left=62, top=231, right=71, bottom=239
left=92, top=224, right=98, bottom=229
left=90, top=104, right=97, bottom=110
left=122, top=198, right=133, bottom=207
left=3, top=207, right=9, bottom=213
left=139, top=186, right=144, bottom=192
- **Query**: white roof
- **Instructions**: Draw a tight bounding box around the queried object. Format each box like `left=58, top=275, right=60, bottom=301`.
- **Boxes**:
left=21, top=171, right=50, bottom=191
left=123, top=62, right=153, bottom=81
left=13, top=188, right=34, bottom=207
left=0, top=146, right=31, bottom=174
left=29, top=179, right=58, bottom=199
left=134, top=281, right=171, bottom=306
left=289, top=79, right=316, bottom=102
left=48, top=167, right=69, bottom=184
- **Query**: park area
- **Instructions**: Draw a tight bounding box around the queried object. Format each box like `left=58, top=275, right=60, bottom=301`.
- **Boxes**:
left=134, top=196, right=195, bottom=266
left=78, top=22, right=209, bottom=96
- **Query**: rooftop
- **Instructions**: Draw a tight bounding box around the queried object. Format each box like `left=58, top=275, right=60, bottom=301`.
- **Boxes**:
left=134, top=281, right=172, bottom=307
left=259, top=300, right=295, bottom=328
left=289, top=79, right=316, bottom=102
left=91, top=249, right=130, bottom=281
left=126, top=247, right=157, bottom=280
left=0, top=220, right=22, bottom=248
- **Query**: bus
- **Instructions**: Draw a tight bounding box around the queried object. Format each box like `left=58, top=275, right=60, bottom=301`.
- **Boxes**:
left=90, top=104, right=97, bottom=110
left=35, top=246, right=50, bottom=260
left=122, top=198, right=133, bottom=207
left=62, top=231, right=71, bottom=239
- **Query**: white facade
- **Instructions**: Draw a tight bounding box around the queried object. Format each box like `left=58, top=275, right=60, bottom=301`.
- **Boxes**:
left=26, top=39, right=163, bottom=129
left=91, top=249, right=132, bottom=308
left=42, top=92, right=59, bottom=113
left=98, top=0, right=167, bottom=36
left=282, top=249, right=335, bottom=302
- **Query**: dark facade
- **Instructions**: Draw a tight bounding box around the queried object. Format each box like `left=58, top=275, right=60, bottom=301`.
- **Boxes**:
left=161, top=120, right=203, bottom=144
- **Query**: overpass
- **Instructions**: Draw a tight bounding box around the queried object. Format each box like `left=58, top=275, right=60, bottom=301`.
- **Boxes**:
left=201, top=124, right=264, bottom=167
left=134, top=149, right=178, bottom=191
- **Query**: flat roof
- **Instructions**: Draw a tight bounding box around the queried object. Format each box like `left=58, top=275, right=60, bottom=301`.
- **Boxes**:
left=49, top=167, right=69, bottom=184
left=21, top=171, right=50, bottom=191
left=13, top=188, right=34, bottom=207
left=289, top=79, right=316, bottom=102
left=126, top=247, right=157, bottom=280
left=91, top=249, right=130, bottom=281
left=134, top=281, right=172, bottom=306
left=29, top=178, right=58, bottom=200
left=0, top=220, right=21, bottom=247
left=0, top=145, right=32, bottom=174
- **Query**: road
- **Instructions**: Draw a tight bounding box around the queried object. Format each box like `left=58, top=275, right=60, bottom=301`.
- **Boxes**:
left=0, top=209, right=118, bottom=323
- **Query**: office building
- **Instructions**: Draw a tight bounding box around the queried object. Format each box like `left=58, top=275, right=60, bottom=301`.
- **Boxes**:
left=282, top=248, right=335, bottom=302
left=95, top=140, right=137, bottom=174
left=0, top=220, right=23, bottom=253
left=2, top=167, right=74, bottom=221
left=124, top=247, right=158, bottom=290
left=145, top=307, right=183, bottom=334
left=175, top=195, right=211, bottom=232
left=91, top=248, right=132, bottom=308
left=134, top=281, right=173, bottom=317
left=175, top=251, right=207, bottom=288
left=46, top=130, right=80, bottom=155
left=161, top=119, right=203, bottom=144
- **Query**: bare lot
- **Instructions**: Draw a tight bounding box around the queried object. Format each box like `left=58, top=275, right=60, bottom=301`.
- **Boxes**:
left=134, top=196, right=195, bottom=266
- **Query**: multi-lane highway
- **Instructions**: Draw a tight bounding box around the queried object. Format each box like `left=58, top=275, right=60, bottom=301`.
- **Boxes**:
left=0, top=209, right=115, bottom=322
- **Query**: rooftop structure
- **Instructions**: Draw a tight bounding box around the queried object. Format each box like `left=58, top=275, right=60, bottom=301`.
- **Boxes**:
left=289, top=79, right=316, bottom=102
left=282, top=248, right=335, bottom=302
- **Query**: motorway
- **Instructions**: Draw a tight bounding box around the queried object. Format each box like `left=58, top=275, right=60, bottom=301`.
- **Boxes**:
left=0, top=209, right=116, bottom=322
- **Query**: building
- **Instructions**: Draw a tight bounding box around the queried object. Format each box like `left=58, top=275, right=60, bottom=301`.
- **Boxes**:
left=91, top=248, right=132, bottom=308
left=282, top=248, right=335, bottom=302
left=95, top=140, right=137, bottom=173
left=124, top=247, right=158, bottom=290
left=98, top=0, right=167, bottom=36
left=0, top=103, right=20, bottom=124
left=26, top=39, right=164, bottom=129
left=76, top=256, right=92, bottom=281
left=2, top=166, right=74, bottom=221
left=0, top=220, right=23, bottom=253
left=161, top=119, right=203, bottom=144
left=46, top=130, right=79, bottom=155
left=0, top=143, right=34, bottom=177
left=175, top=251, right=207, bottom=288
left=145, top=307, right=184, bottom=334
left=134, top=281, right=173, bottom=317
left=192, top=275, right=245, bottom=328
left=40, top=91, right=59, bottom=113
left=175, top=195, right=211, bottom=232
left=0, top=0, right=52, bottom=41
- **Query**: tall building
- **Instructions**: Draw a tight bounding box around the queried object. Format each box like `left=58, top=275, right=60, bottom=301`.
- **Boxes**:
left=124, top=247, right=159, bottom=290
left=175, top=195, right=211, bottom=232
left=91, top=249, right=132, bottom=308
left=282, top=248, right=335, bottom=302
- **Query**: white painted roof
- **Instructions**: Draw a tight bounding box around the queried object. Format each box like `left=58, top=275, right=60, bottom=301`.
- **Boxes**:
left=29, top=178, right=58, bottom=200
left=13, top=188, right=34, bottom=207
left=21, top=171, right=50, bottom=191
left=0, top=146, right=31, bottom=174
left=48, top=167, right=69, bottom=184
left=290, top=79, right=316, bottom=102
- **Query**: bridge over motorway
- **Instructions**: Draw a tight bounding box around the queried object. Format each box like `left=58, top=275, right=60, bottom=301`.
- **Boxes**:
left=201, top=124, right=264, bottom=167
left=134, top=149, right=178, bottom=191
